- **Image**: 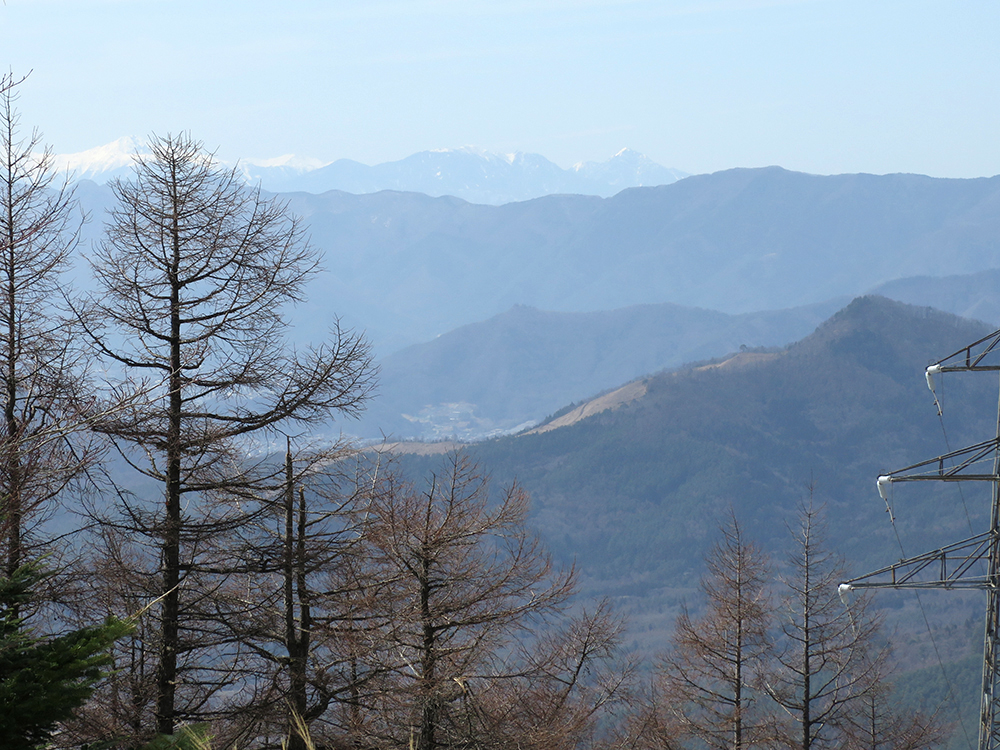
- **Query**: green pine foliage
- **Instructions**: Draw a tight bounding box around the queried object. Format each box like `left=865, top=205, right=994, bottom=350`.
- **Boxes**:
left=0, top=563, right=131, bottom=750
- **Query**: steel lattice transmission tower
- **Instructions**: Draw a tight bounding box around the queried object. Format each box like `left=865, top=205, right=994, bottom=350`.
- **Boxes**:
left=841, top=328, right=1000, bottom=750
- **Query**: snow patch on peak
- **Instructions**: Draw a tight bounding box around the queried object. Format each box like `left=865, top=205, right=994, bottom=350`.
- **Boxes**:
left=429, top=146, right=491, bottom=157
left=429, top=147, right=525, bottom=164
left=54, top=138, right=329, bottom=185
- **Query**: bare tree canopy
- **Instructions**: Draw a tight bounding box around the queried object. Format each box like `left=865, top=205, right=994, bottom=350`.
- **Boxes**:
left=353, top=453, right=628, bottom=750
left=767, top=500, right=887, bottom=750
left=634, top=508, right=948, bottom=750
left=88, top=132, right=374, bottom=446
left=0, top=70, right=93, bottom=588
left=82, top=132, right=376, bottom=737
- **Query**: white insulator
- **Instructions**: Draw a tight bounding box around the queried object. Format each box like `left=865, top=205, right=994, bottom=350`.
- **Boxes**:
left=925, top=364, right=942, bottom=393
left=877, top=475, right=892, bottom=501
left=838, top=583, right=854, bottom=609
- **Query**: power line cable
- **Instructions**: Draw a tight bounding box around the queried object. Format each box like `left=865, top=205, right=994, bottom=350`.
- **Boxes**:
left=883, top=478, right=974, bottom=750
left=935, top=375, right=977, bottom=536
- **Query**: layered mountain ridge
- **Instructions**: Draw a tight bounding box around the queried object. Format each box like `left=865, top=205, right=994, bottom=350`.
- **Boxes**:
left=68, top=166, right=1000, bottom=443
left=357, top=298, right=850, bottom=440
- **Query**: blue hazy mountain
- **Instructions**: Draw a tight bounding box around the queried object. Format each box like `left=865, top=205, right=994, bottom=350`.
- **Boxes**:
left=277, top=167, right=1000, bottom=352
left=869, top=269, right=1000, bottom=325
left=353, top=265, right=1000, bottom=441
left=72, top=166, right=1000, bottom=359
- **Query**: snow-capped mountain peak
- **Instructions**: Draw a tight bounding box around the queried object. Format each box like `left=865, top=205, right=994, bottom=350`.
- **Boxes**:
left=572, top=147, right=687, bottom=188
left=50, top=137, right=328, bottom=185
left=48, top=136, right=149, bottom=181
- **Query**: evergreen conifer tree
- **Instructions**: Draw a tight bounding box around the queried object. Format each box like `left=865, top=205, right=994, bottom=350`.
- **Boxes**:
left=0, top=563, right=130, bottom=749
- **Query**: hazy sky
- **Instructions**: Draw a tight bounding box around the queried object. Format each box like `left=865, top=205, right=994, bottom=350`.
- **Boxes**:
left=4, top=0, right=999, bottom=177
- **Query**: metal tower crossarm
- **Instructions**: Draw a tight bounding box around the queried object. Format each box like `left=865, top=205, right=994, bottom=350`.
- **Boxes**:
left=927, top=328, right=1000, bottom=375
left=875, top=438, right=1000, bottom=486
left=840, top=531, right=992, bottom=591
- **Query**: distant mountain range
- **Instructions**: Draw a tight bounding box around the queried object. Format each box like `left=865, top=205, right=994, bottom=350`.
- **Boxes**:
left=869, top=269, right=1000, bottom=323
left=69, top=166, right=1000, bottom=443
left=50, top=136, right=152, bottom=183
left=273, top=167, right=1000, bottom=353
left=242, top=146, right=687, bottom=204
left=53, top=139, right=687, bottom=204
left=353, top=268, right=1000, bottom=443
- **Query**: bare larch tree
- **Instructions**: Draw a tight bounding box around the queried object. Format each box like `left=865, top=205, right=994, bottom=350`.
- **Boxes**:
left=659, top=513, right=774, bottom=750
left=223, top=443, right=386, bottom=749
left=360, top=453, right=627, bottom=750
left=766, top=500, right=887, bottom=750
left=0, top=72, right=92, bottom=591
left=82, top=132, right=375, bottom=737
left=842, top=679, right=946, bottom=750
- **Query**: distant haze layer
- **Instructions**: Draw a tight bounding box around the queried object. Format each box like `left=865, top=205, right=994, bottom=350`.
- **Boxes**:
left=72, top=166, right=1000, bottom=359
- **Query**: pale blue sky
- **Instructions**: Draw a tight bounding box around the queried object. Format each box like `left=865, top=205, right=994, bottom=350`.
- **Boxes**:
left=4, top=0, right=998, bottom=177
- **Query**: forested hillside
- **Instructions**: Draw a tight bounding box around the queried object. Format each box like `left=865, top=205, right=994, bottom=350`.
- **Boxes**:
left=358, top=298, right=847, bottom=439
left=379, top=296, right=993, bottom=748
left=395, top=298, right=997, bottom=656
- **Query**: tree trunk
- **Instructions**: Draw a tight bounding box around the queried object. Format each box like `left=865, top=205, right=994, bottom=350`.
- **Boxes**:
left=285, top=448, right=310, bottom=750
left=3, top=194, right=20, bottom=583
left=418, top=547, right=437, bottom=750
left=155, top=189, right=183, bottom=737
